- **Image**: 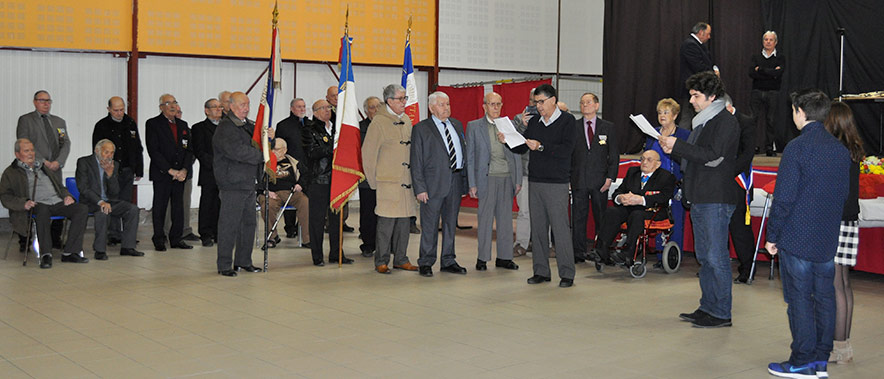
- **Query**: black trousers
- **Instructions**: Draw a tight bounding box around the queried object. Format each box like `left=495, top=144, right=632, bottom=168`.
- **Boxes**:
left=152, top=178, right=185, bottom=246
left=306, top=183, right=343, bottom=263
left=571, top=187, right=608, bottom=256
left=358, top=187, right=377, bottom=252
left=33, top=201, right=88, bottom=255
left=750, top=89, right=781, bottom=151
left=596, top=206, right=655, bottom=261
left=198, top=181, right=220, bottom=242
left=729, top=198, right=756, bottom=278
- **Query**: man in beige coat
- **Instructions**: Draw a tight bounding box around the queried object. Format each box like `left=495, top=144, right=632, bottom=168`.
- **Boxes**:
left=362, top=84, right=420, bottom=274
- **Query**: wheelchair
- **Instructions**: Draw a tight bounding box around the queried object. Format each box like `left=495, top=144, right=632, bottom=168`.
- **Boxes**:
left=590, top=206, right=682, bottom=279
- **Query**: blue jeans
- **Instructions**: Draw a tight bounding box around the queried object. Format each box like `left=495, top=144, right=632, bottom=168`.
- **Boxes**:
left=690, top=203, right=735, bottom=319
left=779, top=250, right=835, bottom=365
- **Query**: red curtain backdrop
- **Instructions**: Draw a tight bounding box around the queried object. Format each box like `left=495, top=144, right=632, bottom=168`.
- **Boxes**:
left=493, top=79, right=552, bottom=120
left=435, top=86, right=485, bottom=130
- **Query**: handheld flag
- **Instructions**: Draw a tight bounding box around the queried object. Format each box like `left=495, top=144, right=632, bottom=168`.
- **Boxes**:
left=329, top=25, right=364, bottom=212
left=252, top=2, right=281, bottom=181
left=401, top=16, right=420, bottom=126
left=735, top=166, right=754, bottom=225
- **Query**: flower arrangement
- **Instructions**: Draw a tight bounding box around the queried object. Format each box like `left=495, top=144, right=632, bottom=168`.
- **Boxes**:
left=860, top=156, right=884, bottom=198
left=862, top=156, right=884, bottom=175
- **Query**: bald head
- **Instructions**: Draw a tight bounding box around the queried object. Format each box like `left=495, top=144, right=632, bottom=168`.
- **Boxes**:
left=218, top=91, right=232, bottom=113
left=483, top=92, right=503, bottom=119
left=639, top=150, right=662, bottom=174
left=326, top=86, right=338, bottom=107
left=107, top=96, right=126, bottom=122
left=229, top=92, right=250, bottom=120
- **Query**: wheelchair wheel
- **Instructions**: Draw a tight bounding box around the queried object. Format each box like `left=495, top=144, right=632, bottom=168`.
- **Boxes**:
left=629, top=262, right=647, bottom=278
left=662, top=241, right=681, bottom=274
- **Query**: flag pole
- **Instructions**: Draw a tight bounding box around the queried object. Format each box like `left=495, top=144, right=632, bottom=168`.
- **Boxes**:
left=263, top=173, right=269, bottom=271
left=337, top=6, right=350, bottom=268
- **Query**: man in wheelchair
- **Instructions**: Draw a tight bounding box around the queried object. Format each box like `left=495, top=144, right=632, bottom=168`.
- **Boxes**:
left=588, top=150, right=675, bottom=266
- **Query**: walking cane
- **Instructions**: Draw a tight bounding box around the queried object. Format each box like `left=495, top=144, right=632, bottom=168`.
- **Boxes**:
left=23, top=170, right=39, bottom=266
left=749, top=179, right=777, bottom=284
left=266, top=186, right=297, bottom=243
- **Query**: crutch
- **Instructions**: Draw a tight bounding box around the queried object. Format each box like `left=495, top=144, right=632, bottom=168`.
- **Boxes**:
left=748, top=179, right=777, bottom=284
left=266, top=186, right=297, bottom=244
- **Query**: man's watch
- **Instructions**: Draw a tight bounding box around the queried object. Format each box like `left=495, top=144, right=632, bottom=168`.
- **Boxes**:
left=537, top=144, right=544, bottom=152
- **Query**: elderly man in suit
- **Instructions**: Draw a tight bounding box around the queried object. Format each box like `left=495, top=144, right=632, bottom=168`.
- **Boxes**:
left=679, top=22, right=719, bottom=128
left=363, top=84, right=420, bottom=274
left=571, top=92, right=618, bottom=263
left=75, top=139, right=143, bottom=260
left=0, top=139, right=88, bottom=268
left=591, top=150, right=675, bottom=266
left=191, top=98, right=223, bottom=247
left=145, top=93, right=194, bottom=251
left=411, top=91, right=469, bottom=277
left=213, top=92, right=265, bottom=276
left=466, top=92, right=521, bottom=271
left=17, top=90, right=71, bottom=249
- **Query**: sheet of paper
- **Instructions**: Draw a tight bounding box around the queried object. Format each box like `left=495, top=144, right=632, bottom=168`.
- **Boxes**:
left=629, top=114, right=661, bottom=139
left=493, top=117, right=527, bottom=148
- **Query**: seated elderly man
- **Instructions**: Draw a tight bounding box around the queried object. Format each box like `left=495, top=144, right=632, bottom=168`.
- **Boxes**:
left=258, top=138, right=310, bottom=249
left=0, top=139, right=89, bottom=268
left=589, top=150, right=676, bottom=266
left=75, top=139, right=144, bottom=260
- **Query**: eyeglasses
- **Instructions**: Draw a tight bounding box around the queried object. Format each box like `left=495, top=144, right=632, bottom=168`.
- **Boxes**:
left=656, top=110, right=674, bottom=115
left=161, top=101, right=179, bottom=107
left=207, top=105, right=223, bottom=109
left=313, top=106, right=332, bottom=111
left=485, top=102, right=503, bottom=108
left=35, top=99, right=52, bottom=103
left=579, top=101, right=596, bottom=105
left=391, top=96, right=408, bottom=102
left=534, top=97, right=552, bottom=105
left=639, top=157, right=658, bottom=162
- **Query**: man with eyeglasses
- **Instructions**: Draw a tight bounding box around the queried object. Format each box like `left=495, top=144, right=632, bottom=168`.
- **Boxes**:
left=466, top=92, right=521, bottom=272
left=507, top=84, right=577, bottom=287
left=275, top=97, right=310, bottom=240
left=145, top=93, right=194, bottom=251
left=571, top=92, right=619, bottom=265
left=92, top=96, right=144, bottom=247
left=191, top=98, right=224, bottom=247
left=17, top=90, right=72, bottom=250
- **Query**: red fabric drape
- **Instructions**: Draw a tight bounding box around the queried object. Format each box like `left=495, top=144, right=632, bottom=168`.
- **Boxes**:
left=435, top=86, right=485, bottom=130
left=493, top=79, right=551, bottom=120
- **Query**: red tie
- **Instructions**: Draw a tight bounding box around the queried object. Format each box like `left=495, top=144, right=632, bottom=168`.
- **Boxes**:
left=586, top=119, right=594, bottom=149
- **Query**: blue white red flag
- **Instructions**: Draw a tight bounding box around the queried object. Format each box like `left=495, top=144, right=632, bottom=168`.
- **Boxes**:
left=401, top=33, right=420, bottom=126
left=330, top=30, right=364, bottom=212
left=735, top=166, right=754, bottom=225
left=252, top=3, right=281, bottom=181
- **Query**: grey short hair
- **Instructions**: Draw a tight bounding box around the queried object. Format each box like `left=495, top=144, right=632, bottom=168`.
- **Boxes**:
left=291, top=97, right=305, bottom=107
left=383, top=84, right=406, bottom=103
left=363, top=96, right=381, bottom=112
left=204, top=98, right=219, bottom=108
left=94, top=139, right=115, bottom=153
left=691, top=22, right=710, bottom=34
left=763, top=30, right=778, bottom=41
left=33, top=90, right=49, bottom=100
left=720, top=93, right=733, bottom=107
left=159, top=93, right=173, bottom=104
left=14, top=138, right=32, bottom=153
left=428, top=91, right=449, bottom=107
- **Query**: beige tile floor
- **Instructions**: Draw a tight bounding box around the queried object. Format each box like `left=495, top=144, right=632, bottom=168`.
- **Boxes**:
left=1, top=208, right=882, bottom=378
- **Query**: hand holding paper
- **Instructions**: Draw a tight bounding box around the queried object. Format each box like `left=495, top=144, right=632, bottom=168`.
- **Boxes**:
left=493, top=117, right=527, bottom=148
left=629, top=114, right=661, bottom=140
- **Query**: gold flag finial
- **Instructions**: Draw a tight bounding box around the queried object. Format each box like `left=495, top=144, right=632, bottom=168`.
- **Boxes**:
left=344, top=5, right=349, bottom=34
left=407, top=15, right=412, bottom=40
left=272, top=1, right=279, bottom=27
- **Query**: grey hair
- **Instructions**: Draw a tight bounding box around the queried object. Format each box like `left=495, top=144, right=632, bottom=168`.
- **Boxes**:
left=763, top=30, right=778, bottom=41
left=159, top=93, right=173, bottom=105
left=33, top=90, right=49, bottom=100
left=94, top=139, right=115, bottom=153
left=720, top=93, right=733, bottom=107
left=691, top=22, right=710, bottom=34
left=428, top=91, right=449, bottom=107
left=14, top=138, right=32, bottom=153
left=363, top=96, right=382, bottom=112
left=204, top=98, right=219, bottom=108
left=382, top=84, right=405, bottom=103
left=290, top=97, right=305, bottom=107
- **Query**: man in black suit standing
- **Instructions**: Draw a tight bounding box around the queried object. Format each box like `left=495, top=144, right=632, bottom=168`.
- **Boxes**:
left=679, top=22, right=718, bottom=129
left=358, top=96, right=381, bottom=257
left=75, top=139, right=143, bottom=260
left=213, top=92, right=265, bottom=276
left=274, top=97, right=309, bottom=239
left=92, top=96, right=144, bottom=246
left=145, top=93, right=194, bottom=251
left=191, top=98, right=223, bottom=247
left=410, top=91, right=469, bottom=277
left=571, top=92, right=618, bottom=263
left=722, top=95, right=757, bottom=284
left=591, top=150, right=675, bottom=265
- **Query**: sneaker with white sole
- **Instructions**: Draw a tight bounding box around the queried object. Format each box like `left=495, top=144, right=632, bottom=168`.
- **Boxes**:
left=812, top=361, right=828, bottom=378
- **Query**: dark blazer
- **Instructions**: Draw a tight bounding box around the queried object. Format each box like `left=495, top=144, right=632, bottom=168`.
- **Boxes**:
left=571, top=116, right=619, bottom=190
left=300, top=117, right=335, bottom=187
left=679, top=36, right=714, bottom=96
left=145, top=113, right=194, bottom=182
left=276, top=112, right=307, bottom=163
left=671, top=108, right=740, bottom=204
left=0, top=161, right=71, bottom=235
left=612, top=166, right=676, bottom=212
left=191, top=118, right=218, bottom=186
left=733, top=111, right=756, bottom=201
left=410, top=117, right=468, bottom=198
left=74, top=155, right=122, bottom=212
left=212, top=112, right=263, bottom=191
left=16, top=111, right=71, bottom=168
left=92, top=113, right=144, bottom=177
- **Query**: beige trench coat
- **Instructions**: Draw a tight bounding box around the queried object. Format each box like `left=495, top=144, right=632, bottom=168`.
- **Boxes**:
left=361, top=107, right=417, bottom=218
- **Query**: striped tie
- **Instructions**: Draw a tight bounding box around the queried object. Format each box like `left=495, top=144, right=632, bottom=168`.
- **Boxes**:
left=443, top=121, right=457, bottom=170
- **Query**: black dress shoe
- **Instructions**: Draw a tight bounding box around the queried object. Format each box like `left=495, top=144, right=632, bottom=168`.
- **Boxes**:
left=218, top=269, right=237, bottom=277
left=286, top=230, right=297, bottom=238
left=94, top=251, right=108, bottom=260
left=235, top=265, right=263, bottom=272
left=559, top=278, right=574, bottom=288
left=475, top=259, right=487, bottom=271
left=419, top=265, right=433, bottom=277
left=314, top=261, right=325, bottom=267
left=329, top=256, right=354, bottom=264
left=120, top=248, right=145, bottom=256
left=61, top=254, right=89, bottom=263
left=202, top=239, right=214, bottom=247
left=39, top=254, right=52, bottom=269
left=440, top=263, right=467, bottom=274
left=170, top=242, right=193, bottom=249
left=154, top=244, right=167, bottom=252
left=495, top=259, right=519, bottom=270
left=301, top=242, right=311, bottom=249
left=410, top=224, right=421, bottom=234
left=108, top=237, right=121, bottom=247
left=360, top=248, right=374, bottom=258
left=733, top=276, right=750, bottom=284
left=183, top=233, right=201, bottom=242
left=18, top=234, right=27, bottom=252
left=342, top=223, right=355, bottom=233
left=527, top=275, right=551, bottom=284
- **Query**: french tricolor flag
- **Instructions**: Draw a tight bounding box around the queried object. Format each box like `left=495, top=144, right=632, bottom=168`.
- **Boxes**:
left=401, top=34, right=420, bottom=126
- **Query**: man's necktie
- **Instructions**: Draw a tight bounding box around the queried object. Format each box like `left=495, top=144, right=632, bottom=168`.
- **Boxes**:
left=41, top=114, right=58, bottom=153
left=641, top=174, right=649, bottom=189
left=586, top=119, right=594, bottom=149
left=443, top=121, right=456, bottom=170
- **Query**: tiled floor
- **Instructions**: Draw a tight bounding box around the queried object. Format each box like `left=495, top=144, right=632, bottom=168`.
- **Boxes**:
left=1, top=208, right=882, bottom=378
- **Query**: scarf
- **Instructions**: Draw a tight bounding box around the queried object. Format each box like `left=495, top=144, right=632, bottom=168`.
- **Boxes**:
left=682, top=99, right=726, bottom=172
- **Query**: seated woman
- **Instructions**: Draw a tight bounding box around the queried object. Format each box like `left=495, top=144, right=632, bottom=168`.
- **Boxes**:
left=644, top=98, right=689, bottom=266
left=258, top=139, right=310, bottom=248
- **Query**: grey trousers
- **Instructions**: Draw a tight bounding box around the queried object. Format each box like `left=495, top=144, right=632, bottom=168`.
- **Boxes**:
left=477, top=176, right=514, bottom=262
left=417, top=173, right=463, bottom=267
left=216, top=189, right=257, bottom=271
left=529, top=182, right=575, bottom=280
left=375, top=216, right=411, bottom=266
left=93, top=201, right=139, bottom=252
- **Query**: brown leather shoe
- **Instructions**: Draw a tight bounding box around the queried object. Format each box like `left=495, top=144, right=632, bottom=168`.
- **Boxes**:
left=513, top=244, right=527, bottom=257
left=393, top=262, right=419, bottom=271
left=376, top=264, right=391, bottom=274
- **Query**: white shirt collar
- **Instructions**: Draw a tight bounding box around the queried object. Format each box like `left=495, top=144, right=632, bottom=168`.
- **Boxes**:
left=691, top=33, right=703, bottom=44
left=762, top=48, right=777, bottom=58
left=541, top=107, right=562, bottom=126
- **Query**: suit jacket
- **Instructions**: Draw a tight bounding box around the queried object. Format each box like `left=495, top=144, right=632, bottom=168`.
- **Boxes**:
left=92, top=113, right=144, bottom=176
left=571, top=117, right=618, bottom=190
left=74, top=155, right=123, bottom=212
left=16, top=111, right=71, bottom=167
left=276, top=112, right=307, bottom=163
left=0, top=160, right=71, bottom=235
left=191, top=118, right=218, bottom=186
left=410, top=117, right=468, bottom=199
left=212, top=112, right=263, bottom=191
left=465, top=117, right=521, bottom=198
left=679, top=36, right=714, bottom=96
left=671, top=109, right=740, bottom=204
left=145, top=113, right=194, bottom=182
left=612, top=166, right=676, bottom=213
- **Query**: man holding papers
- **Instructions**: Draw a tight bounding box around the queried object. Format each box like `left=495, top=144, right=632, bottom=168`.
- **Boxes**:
left=466, top=92, right=522, bottom=272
